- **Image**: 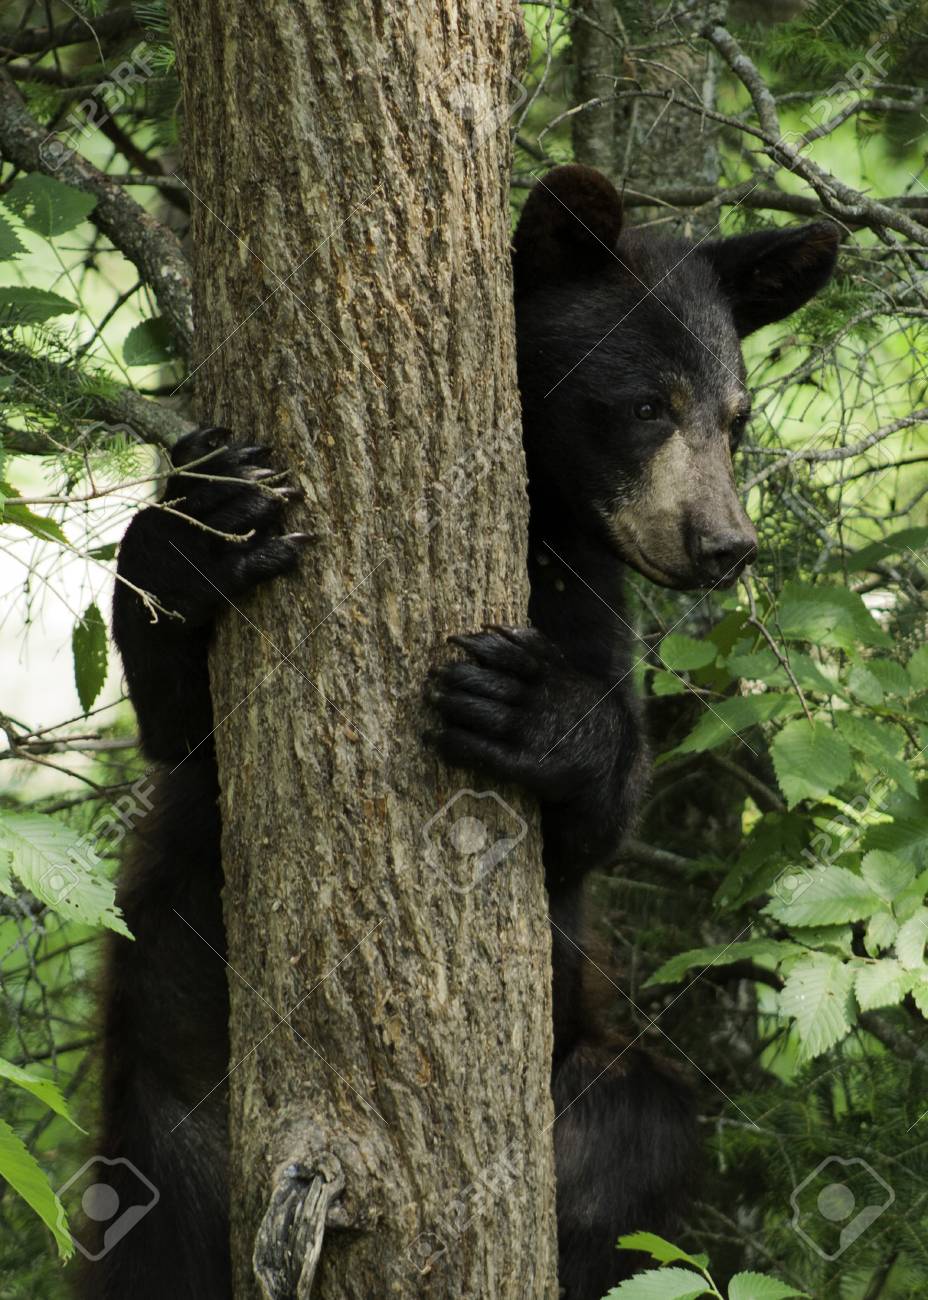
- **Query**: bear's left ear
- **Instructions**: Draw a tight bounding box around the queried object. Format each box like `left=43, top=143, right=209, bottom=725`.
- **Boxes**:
left=702, top=222, right=840, bottom=337
left=512, top=164, right=623, bottom=295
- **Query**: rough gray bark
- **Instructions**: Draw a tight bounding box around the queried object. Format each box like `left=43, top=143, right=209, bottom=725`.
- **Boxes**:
left=170, top=3, right=557, bottom=1298
left=571, top=0, right=623, bottom=173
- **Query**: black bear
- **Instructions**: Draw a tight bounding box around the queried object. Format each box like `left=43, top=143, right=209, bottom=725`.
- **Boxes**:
left=81, top=165, right=837, bottom=1299
left=428, top=165, right=838, bottom=1298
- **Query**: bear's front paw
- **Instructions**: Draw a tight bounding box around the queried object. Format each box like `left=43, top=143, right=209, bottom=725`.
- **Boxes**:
left=425, top=625, right=618, bottom=801
left=117, top=426, right=311, bottom=628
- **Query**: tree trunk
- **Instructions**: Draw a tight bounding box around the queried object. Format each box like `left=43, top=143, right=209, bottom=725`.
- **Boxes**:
left=169, top=3, right=557, bottom=1298
left=571, top=0, right=622, bottom=174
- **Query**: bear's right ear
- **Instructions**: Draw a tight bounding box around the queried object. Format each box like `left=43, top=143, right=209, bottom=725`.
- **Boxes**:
left=512, top=164, right=623, bottom=294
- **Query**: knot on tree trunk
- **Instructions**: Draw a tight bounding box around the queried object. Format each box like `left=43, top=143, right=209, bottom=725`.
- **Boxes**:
left=253, top=1153, right=346, bottom=1299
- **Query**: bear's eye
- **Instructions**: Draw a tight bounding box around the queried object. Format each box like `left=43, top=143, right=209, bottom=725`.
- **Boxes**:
left=634, top=401, right=660, bottom=421
left=730, top=410, right=750, bottom=445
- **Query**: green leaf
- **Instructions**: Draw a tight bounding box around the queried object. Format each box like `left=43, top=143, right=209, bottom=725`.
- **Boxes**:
left=0, top=810, right=130, bottom=936
left=835, top=713, right=908, bottom=768
left=88, top=542, right=118, bottom=561
left=908, top=646, right=928, bottom=692
left=604, top=1267, right=711, bottom=1299
left=0, top=286, right=78, bottom=325
left=777, top=581, right=891, bottom=651
left=911, top=976, right=928, bottom=1018
left=0, top=1057, right=82, bottom=1129
left=72, top=602, right=108, bottom=713
left=765, top=866, right=882, bottom=927
left=123, top=317, right=179, bottom=366
left=861, top=851, right=915, bottom=903
left=855, top=959, right=910, bottom=1011
left=616, top=1233, right=708, bottom=1270
left=847, top=664, right=883, bottom=706
left=895, top=910, right=928, bottom=970
left=651, top=670, right=687, bottom=696
left=665, top=693, right=799, bottom=758
left=865, top=911, right=898, bottom=957
left=0, top=1118, right=72, bottom=1257
left=0, top=480, right=68, bottom=544
left=868, top=660, right=910, bottom=698
left=728, top=1274, right=807, bottom=1300
left=647, top=939, right=799, bottom=987
left=829, top=525, right=928, bottom=574
left=657, top=634, right=717, bottom=672
left=770, top=720, right=853, bottom=809
left=0, top=212, right=26, bottom=261
left=3, top=173, right=96, bottom=237
left=780, top=954, right=855, bottom=1059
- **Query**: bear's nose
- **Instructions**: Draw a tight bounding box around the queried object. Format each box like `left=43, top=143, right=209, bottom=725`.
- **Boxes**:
left=696, top=530, right=758, bottom=583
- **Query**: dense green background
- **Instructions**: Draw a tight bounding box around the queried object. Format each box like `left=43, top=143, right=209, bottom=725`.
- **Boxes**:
left=0, top=1, right=926, bottom=1296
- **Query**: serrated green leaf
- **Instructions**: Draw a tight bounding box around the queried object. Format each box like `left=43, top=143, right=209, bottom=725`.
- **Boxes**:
left=0, top=811, right=130, bottom=936
left=770, top=720, right=853, bottom=809
left=604, top=1267, right=710, bottom=1300
left=865, top=911, right=898, bottom=957
left=0, top=212, right=26, bottom=261
left=908, top=646, right=928, bottom=692
left=855, top=959, right=910, bottom=1010
left=829, top=525, right=928, bottom=574
left=861, top=850, right=915, bottom=902
left=765, top=867, right=882, bottom=927
left=0, top=1057, right=82, bottom=1130
left=647, top=939, right=799, bottom=987
left=657, top=633, right=716, bottom=672
left=868, top=660, right=910, bottom=697
left=664, top=693, right=799, bottom=758
left=0, top=286, right=78, bottom=325
left=616, top=1233, right=707, bottom=1270
left=728, top=1273, right=807, bottom=1300
left=911, top=976, right=928, bottom=1018
left=895, top=910, right=928, bottom=969
left=0, top=480, right=68, bottom=544
left=123, top=317, right=179, bottom=366
left=847, top=664, right=883, bottom=706
left=72, top=602, right=107, bottom=713
left=3, top=173, right=96, bottom=237
left=651, top=670, right=687, bottom=696
left=780, top=954, right=855, bottom=1058
left=778, top=581, right=891, bottom=651
left=0, top=1119, right=72, bottom=1257
left=834, top=715, right=915, bottom=796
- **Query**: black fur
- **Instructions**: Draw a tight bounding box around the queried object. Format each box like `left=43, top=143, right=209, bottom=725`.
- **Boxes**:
left=429, top=165, right=838, bottom=1297
left=83, top=168, right=838, bottom=1298
left=76, top=430, right=305, bottom=1297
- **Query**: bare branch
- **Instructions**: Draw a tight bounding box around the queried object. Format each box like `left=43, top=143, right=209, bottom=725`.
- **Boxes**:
left=0, top=68, right=193, bottom=352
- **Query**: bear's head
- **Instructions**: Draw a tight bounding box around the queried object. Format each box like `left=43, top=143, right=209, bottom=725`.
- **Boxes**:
left=512, top=164, right=840, bottom=591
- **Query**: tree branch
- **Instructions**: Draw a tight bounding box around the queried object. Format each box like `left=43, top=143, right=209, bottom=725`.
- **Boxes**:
left=0, top=7, right=139, bottom=55
left=0, top=347, right=194, bottom=449
left=0, top=68, right=193, bottom=353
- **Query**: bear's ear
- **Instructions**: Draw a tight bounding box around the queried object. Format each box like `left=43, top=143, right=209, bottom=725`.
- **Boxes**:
left=702, top=222, right=840, bottom=337
left=512, top=164, right=623, bottom=294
